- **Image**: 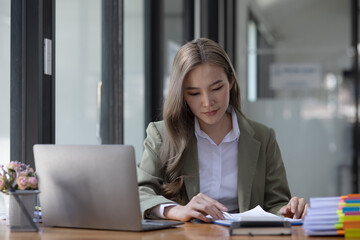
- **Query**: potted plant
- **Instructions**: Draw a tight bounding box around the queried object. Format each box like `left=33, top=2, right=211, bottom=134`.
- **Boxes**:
left=0, top=161, right=39, bottom=231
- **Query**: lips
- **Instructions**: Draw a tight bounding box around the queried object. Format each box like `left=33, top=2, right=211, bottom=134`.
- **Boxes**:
left=204, top=110, right=218, bottom=117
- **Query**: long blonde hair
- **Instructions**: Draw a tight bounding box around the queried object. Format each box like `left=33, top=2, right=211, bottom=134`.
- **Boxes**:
left=161, top=38, right=242, bottom=201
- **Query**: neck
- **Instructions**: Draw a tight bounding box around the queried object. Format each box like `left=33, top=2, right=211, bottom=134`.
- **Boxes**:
left=200, top=112, right=232, bottom=145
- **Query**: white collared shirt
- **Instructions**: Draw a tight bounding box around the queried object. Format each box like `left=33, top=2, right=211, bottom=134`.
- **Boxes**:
left=151, top=107, right=240, bottom=218
left=195, top=107, right=240, bottom=211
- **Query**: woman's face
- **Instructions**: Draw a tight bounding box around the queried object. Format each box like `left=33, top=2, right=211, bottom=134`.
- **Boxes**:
left=183, top=63, right=233, bottom=131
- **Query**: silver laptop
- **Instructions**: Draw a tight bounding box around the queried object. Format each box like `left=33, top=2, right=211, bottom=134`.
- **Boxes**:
left=33, top=144, right=183, bottom=231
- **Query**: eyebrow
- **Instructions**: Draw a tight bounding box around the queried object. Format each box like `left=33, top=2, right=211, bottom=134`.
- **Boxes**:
left=185, top=79, right=223, bottom=90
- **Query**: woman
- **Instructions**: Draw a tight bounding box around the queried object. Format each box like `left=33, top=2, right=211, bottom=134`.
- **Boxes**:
left=137, top=38, right=308, bottom=222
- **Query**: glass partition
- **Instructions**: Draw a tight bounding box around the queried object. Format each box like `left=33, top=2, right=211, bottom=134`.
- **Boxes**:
left=124, top=0, right=145, bottom=161
left=243, top=0, right=352, bottom=199
left=163, top=1, right=184, bottom=96
left=123, top=0, right=184, bottom=161
left=55, top=0, right=101, bottom=144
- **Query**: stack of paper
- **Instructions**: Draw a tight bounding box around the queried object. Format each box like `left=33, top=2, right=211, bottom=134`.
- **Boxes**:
left=303, top=194, right=360, bottom=237
left=339, top=194, right=360, bottom=238
left=210, top=205, right=302, bottom=227
left=208, top=205, right=293, bottom=236
left=303, top=196, right=343, bottom=236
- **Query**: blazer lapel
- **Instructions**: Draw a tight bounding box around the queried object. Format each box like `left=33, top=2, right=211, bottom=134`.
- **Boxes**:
left=180, top=114, right=261, bottom=210
left=182, top=136, right=200, bottom=201
left=237, top=115, right=261, bottom=212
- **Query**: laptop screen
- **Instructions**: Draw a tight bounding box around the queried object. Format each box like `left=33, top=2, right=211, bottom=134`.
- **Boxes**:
left=33, top=144, right=144, bottom=231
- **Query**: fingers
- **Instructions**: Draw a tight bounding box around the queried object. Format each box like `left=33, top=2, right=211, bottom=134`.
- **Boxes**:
left=279, top=203, right=292, bottom=216
left=191, top=209, right=213, bottom=223
left=284, top=197, right=308, bottom=219
left=164, top=205, right=207, bottom=222
left=188, top=193, right=227, bottom=221
left=301, top=203, right=309, bottom=219
left=165, top=193, right=227, bottom=222
left=295, top=198, right=307, bottom=219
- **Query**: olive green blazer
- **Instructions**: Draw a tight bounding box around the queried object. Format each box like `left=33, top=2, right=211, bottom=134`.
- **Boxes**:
left=137, top=114, right=291, bottom=218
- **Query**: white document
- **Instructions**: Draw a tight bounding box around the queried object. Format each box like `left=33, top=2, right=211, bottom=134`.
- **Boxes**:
left=209, top=205, right=302, bottom=226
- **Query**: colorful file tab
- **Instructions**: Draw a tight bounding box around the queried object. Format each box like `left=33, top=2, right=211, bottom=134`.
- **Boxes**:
left=303, top=194, right=360, bottom=237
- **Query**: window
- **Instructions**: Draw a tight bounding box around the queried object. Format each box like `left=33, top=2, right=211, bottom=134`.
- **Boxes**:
left=124, top=0, right=145, bottom=161
left=0, top=0, right=10, bottom=215
left=247, top=20, right=257, bottom=102
left=55, top=0, right=102, bottom=144
left=244, top=0, right=353, bottom=198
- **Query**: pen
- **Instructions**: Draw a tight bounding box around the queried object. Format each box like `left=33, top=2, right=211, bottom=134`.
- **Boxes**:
left=222, top=211, right=235, bottom=220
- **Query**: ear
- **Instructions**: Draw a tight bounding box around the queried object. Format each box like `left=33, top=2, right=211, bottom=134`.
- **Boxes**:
left=229, top=73, right=235, bottom=90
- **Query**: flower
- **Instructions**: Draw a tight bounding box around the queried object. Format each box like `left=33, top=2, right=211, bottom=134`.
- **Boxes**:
left=16, top=176, right=28, bottom=190
left=0, top=161, right=38, bottom=193
left=27, top=177, right=38, bottom=189
left=0, top=176, right=5, bottom=190
left=7, top=161, right=21, bottom=172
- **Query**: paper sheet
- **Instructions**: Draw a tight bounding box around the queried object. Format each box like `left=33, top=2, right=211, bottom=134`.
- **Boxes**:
left=208, top=205, right=303, bottom=226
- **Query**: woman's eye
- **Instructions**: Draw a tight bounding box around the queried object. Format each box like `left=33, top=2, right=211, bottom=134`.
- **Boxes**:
left=188, top=92, right=199, bottom=96
left=213, top=86, right=223, bottom=91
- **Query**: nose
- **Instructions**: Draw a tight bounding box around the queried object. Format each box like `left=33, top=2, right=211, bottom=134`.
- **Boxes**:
left=202, top=92, right=213, bottom=107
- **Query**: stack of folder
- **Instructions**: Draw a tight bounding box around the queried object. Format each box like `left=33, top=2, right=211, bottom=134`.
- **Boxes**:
left=303, top=194, right=360, bottom=237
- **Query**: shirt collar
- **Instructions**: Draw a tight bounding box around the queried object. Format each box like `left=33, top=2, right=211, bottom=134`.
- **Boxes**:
left=194, top=106, right=240, bottom=143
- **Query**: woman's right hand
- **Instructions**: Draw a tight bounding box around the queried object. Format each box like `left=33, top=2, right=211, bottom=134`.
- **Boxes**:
left=163, top=193, right=227, bottom=222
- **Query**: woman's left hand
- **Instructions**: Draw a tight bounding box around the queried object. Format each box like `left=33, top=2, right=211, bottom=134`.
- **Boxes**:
left=279, top=196, right=309, bottom=219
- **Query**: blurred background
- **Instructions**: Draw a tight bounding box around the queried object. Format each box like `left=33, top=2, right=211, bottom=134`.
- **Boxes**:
left=1, top=0, right=359, bottom=213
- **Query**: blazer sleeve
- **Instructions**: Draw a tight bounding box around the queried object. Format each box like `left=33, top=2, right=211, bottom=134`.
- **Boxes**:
left=137, top=122, right=176, bottom=218
left=263, top=128, right=291, bottom=214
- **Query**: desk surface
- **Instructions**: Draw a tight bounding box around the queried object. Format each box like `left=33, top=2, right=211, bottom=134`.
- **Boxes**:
left=0, top=220, right=344, bottom=240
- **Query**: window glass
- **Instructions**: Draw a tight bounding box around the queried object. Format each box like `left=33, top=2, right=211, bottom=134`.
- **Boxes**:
left=56, top=0, right=101, bottom=144
left=124, top=0, right=145, bottom=161
left=163, top=1, right=183, bottom=97
left=247, top=20, right=257, bottom=102
left=0, top=0, right=10, bottom=215
left=244, top=0, right=352, bottom=198
left=124, top=1, right=184, bottom=162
